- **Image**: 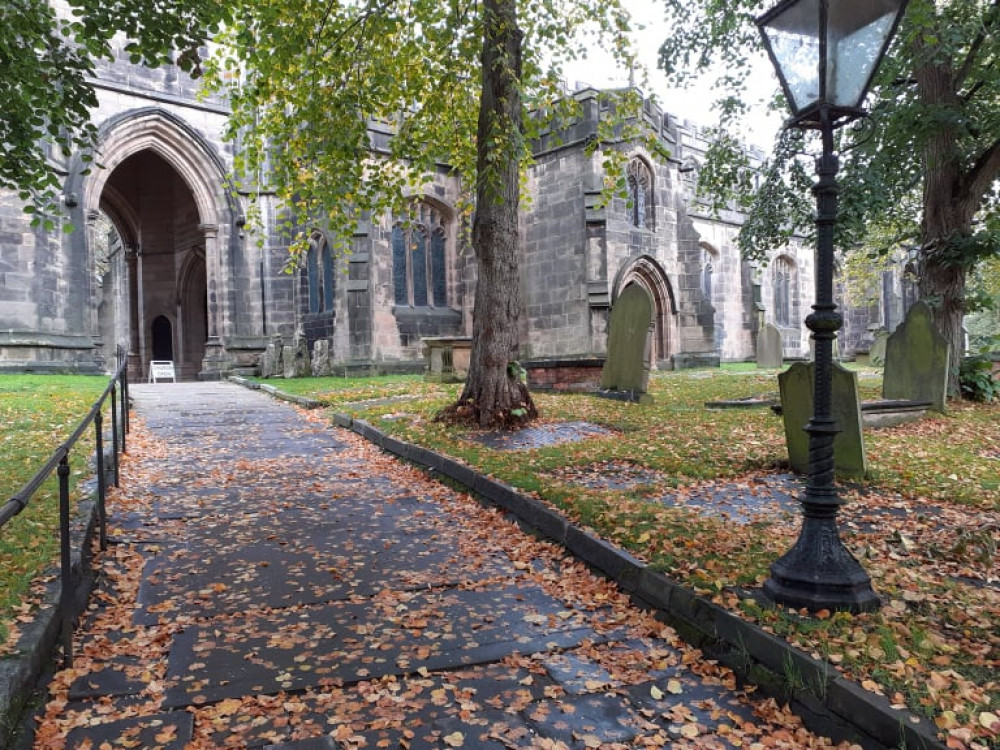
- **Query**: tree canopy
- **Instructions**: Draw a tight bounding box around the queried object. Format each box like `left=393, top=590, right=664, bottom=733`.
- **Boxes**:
left=206, top=0, right=641, bottom=256
left=0, top=0, right=229, bottom=218
left=656, top=0, right=1000, bottom=393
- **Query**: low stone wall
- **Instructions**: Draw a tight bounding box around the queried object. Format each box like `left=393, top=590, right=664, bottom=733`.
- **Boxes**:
left=525, top=357, right=605, bottom=392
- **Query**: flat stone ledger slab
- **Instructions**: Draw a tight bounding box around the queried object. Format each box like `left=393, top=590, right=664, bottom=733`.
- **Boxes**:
left=883, top=300, right=950, bottom=412
left=600, top=284, right=653, bottom=398
left=163, top=582, right=603, bottom=708
left=778, top=361, right=867, bottom=479
left=469, top=421, right=614, bottom=451
left=551, top=461, right=668, bottom=491
left=756, top=323, right=784, bottom=369
left=652, top=473, right=802, bottom=524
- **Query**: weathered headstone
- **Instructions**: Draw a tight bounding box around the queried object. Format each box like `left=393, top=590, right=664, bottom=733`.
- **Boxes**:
left=778, top=361, right=867, bottom=478
left=756, top=323, right=783, bottom=369
left=869, top=330, right=889, bottom=366
left=312, top=339, right=332, bottom=377
left=260, top=336, right=282, bottom=378
left=882, top=300, right=949, bottom=412
left=283, top=333, right=311, bottom=379
left=599, top=284, right=653, bottom=403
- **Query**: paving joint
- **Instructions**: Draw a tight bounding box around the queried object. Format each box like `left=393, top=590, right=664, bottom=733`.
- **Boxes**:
left=325, top=404, right=947, bottom=750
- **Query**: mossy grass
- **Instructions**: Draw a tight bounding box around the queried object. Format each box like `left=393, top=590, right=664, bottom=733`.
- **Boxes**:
left=0, top=375, right=109, bottom=645
left=265, top=366, right=999, bottom=739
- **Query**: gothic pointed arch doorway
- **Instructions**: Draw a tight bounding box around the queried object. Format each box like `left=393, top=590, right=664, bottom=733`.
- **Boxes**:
left=613, top=255, right=678, bottom=369
left=80, top=109, right=232, bottom=381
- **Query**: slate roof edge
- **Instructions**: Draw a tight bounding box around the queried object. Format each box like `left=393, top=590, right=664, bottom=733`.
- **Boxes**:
left=331, top=408, right=948, bottom=750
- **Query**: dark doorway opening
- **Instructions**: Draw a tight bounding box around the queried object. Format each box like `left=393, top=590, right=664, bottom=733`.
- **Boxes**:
left=152, top=315, right=173, bottom=361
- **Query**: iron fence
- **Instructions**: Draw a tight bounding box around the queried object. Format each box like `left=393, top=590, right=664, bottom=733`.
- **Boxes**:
left=0, top=349, right=130, bottom=666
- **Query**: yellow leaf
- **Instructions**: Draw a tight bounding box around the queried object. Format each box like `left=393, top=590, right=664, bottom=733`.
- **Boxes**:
left=666, top=679, right=683, bottom=695
left=680, top=723, right=700, bottom=738
left=979, top=711, right=999, bottom=731
left=443, top=731, right=464, bottom=747
left=650, top=685, right=664, bottom=700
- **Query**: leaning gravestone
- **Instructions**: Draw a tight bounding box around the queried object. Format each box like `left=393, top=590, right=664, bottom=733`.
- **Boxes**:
left=869, top=329, right=889, bottom=366
left=778, top=361, right=867, bottom=478
left=260, top=335, right=283, bottom=378
left=882, top=300, right=950, bottom=412
left=756, top=323, right=784, bottom=369
left=599, top=284, right=653, bottom=403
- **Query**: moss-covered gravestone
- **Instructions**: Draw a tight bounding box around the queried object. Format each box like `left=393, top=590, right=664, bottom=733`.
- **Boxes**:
left=883, top=300, right=950, bottom=412
left=756, top=323, right=784, bottom=369
left=778, top=361, right=867, bottom=478
left=600, top=284, right=653, bottom=403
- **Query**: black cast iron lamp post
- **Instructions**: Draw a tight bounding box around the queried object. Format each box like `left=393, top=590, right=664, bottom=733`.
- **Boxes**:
left=756, top=0, right=908, bottom=613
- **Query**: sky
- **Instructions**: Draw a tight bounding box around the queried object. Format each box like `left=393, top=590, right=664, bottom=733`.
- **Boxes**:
left=560, top=2, right=785, bottom=150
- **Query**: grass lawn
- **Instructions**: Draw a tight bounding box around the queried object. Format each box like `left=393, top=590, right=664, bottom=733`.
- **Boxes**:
left=271, top=367, right=999, bottom=748
left=0, top=375, right=110, bottom=645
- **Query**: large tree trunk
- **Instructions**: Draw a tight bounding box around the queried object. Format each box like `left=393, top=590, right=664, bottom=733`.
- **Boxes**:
left=436, top=0, right=537, bottom=429
left=914, top=46, right=973, bottom=398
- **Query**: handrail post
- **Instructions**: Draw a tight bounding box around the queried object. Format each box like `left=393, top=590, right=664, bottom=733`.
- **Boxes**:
left=122, top=361, right=129, bottom=443
left=111, top=385, right=121, bottom=488
left=95, top=409, right=107, bottom=551
left=58, top=454, right=73, bottom=668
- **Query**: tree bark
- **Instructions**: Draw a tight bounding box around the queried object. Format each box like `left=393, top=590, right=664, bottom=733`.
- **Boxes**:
left=914, top=42, right=975, bottom=398
left=436, top=0, right=537, bottom=429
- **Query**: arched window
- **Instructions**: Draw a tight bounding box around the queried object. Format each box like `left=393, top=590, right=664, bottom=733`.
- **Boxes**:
left=773, top=256, right=795, bottom=327
left=306, top=243, right=320, bottom=314
left=392, top=202, right=449, bottom=307
left=322, top=242, right=335, bottom=312
left=304, top=234, right=336, bottom=314
left=626, top=158, right=653, bottom=229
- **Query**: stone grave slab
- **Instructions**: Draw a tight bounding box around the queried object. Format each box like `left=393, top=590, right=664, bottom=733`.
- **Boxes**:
left=550, top=461, right=668, bottom=491
left=469, top=421, right=613, bottom=451
left=65, top=712, right=193, bottom=750
left=653, top=474, right=802, bottom=524
left=778, top=361, right=867, bottom=478
left=600, top=283, right=653, bottom=401
left=883, top=300, right=950, bottom=412
left=163, top=583, right=603, bottom=708
left=756, top=323, right=784, bottom=369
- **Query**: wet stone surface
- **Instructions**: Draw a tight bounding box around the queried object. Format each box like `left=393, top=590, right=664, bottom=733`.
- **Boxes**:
left=468, top=421, right=615, bottom=451
left=37, top=383, right=862, bottom=750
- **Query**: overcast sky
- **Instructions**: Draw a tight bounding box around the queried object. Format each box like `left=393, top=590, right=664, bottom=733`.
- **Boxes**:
left=560, top=3, right=784, bottom=149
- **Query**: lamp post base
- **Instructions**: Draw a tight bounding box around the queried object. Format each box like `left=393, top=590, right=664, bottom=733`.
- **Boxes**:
left=763, top=516, right=879, bottom=613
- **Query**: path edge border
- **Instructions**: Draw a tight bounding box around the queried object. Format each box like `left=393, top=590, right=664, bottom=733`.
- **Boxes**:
left=329, top=409, right=946, bottom=750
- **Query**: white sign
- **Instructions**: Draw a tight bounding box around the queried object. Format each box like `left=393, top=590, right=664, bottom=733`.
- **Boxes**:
left=149, top=361, right=176, bottom=383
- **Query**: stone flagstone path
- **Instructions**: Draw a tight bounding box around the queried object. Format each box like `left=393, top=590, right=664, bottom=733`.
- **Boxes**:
left=31, top=382, right=856, bottom=749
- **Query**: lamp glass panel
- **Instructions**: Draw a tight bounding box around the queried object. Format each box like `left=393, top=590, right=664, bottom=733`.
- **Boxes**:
left=827, top=0, right=902, bottom=108
left=760, top=0, right=821, bottom=114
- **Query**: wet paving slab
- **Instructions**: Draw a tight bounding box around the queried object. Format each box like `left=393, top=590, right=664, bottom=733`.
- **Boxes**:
left=41, top=383, right=860, bottom=749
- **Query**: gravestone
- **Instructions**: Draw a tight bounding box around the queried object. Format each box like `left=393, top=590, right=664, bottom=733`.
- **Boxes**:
left=259, top=336, right=282, bottom=378
left=869, top=330, right=889, bottom=366
left=283, top=333, right=311, bottom=378
left=778, top=361, right=867, bottom=478
left=599, top=284, right=653, bottom=403
left=312, top=339, right=333, bottom=377
left=883, top=301, right=949, bottom=412
left=756, top=323, right=784, bottom=369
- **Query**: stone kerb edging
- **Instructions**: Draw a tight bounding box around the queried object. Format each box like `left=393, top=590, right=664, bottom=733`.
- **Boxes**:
left=331, top=410, right=947, bottom=750
left=228, top=376, right=322, bottom=409
left=232, top=379, right=945, bottom=750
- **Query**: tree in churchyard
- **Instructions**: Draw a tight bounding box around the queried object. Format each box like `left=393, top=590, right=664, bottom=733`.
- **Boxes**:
left=655, top=0, right=1000, bottom=397
left=209, top=0, right=641, bottom=429
left=1, top=0, right=229, bottom=221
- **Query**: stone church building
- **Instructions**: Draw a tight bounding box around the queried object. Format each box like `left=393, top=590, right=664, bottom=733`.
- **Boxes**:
left=0, top=46, right=910, bottom=382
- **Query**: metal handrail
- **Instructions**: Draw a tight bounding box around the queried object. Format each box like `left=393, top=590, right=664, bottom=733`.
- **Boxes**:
left=0, top=348, right=130, bottom=666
